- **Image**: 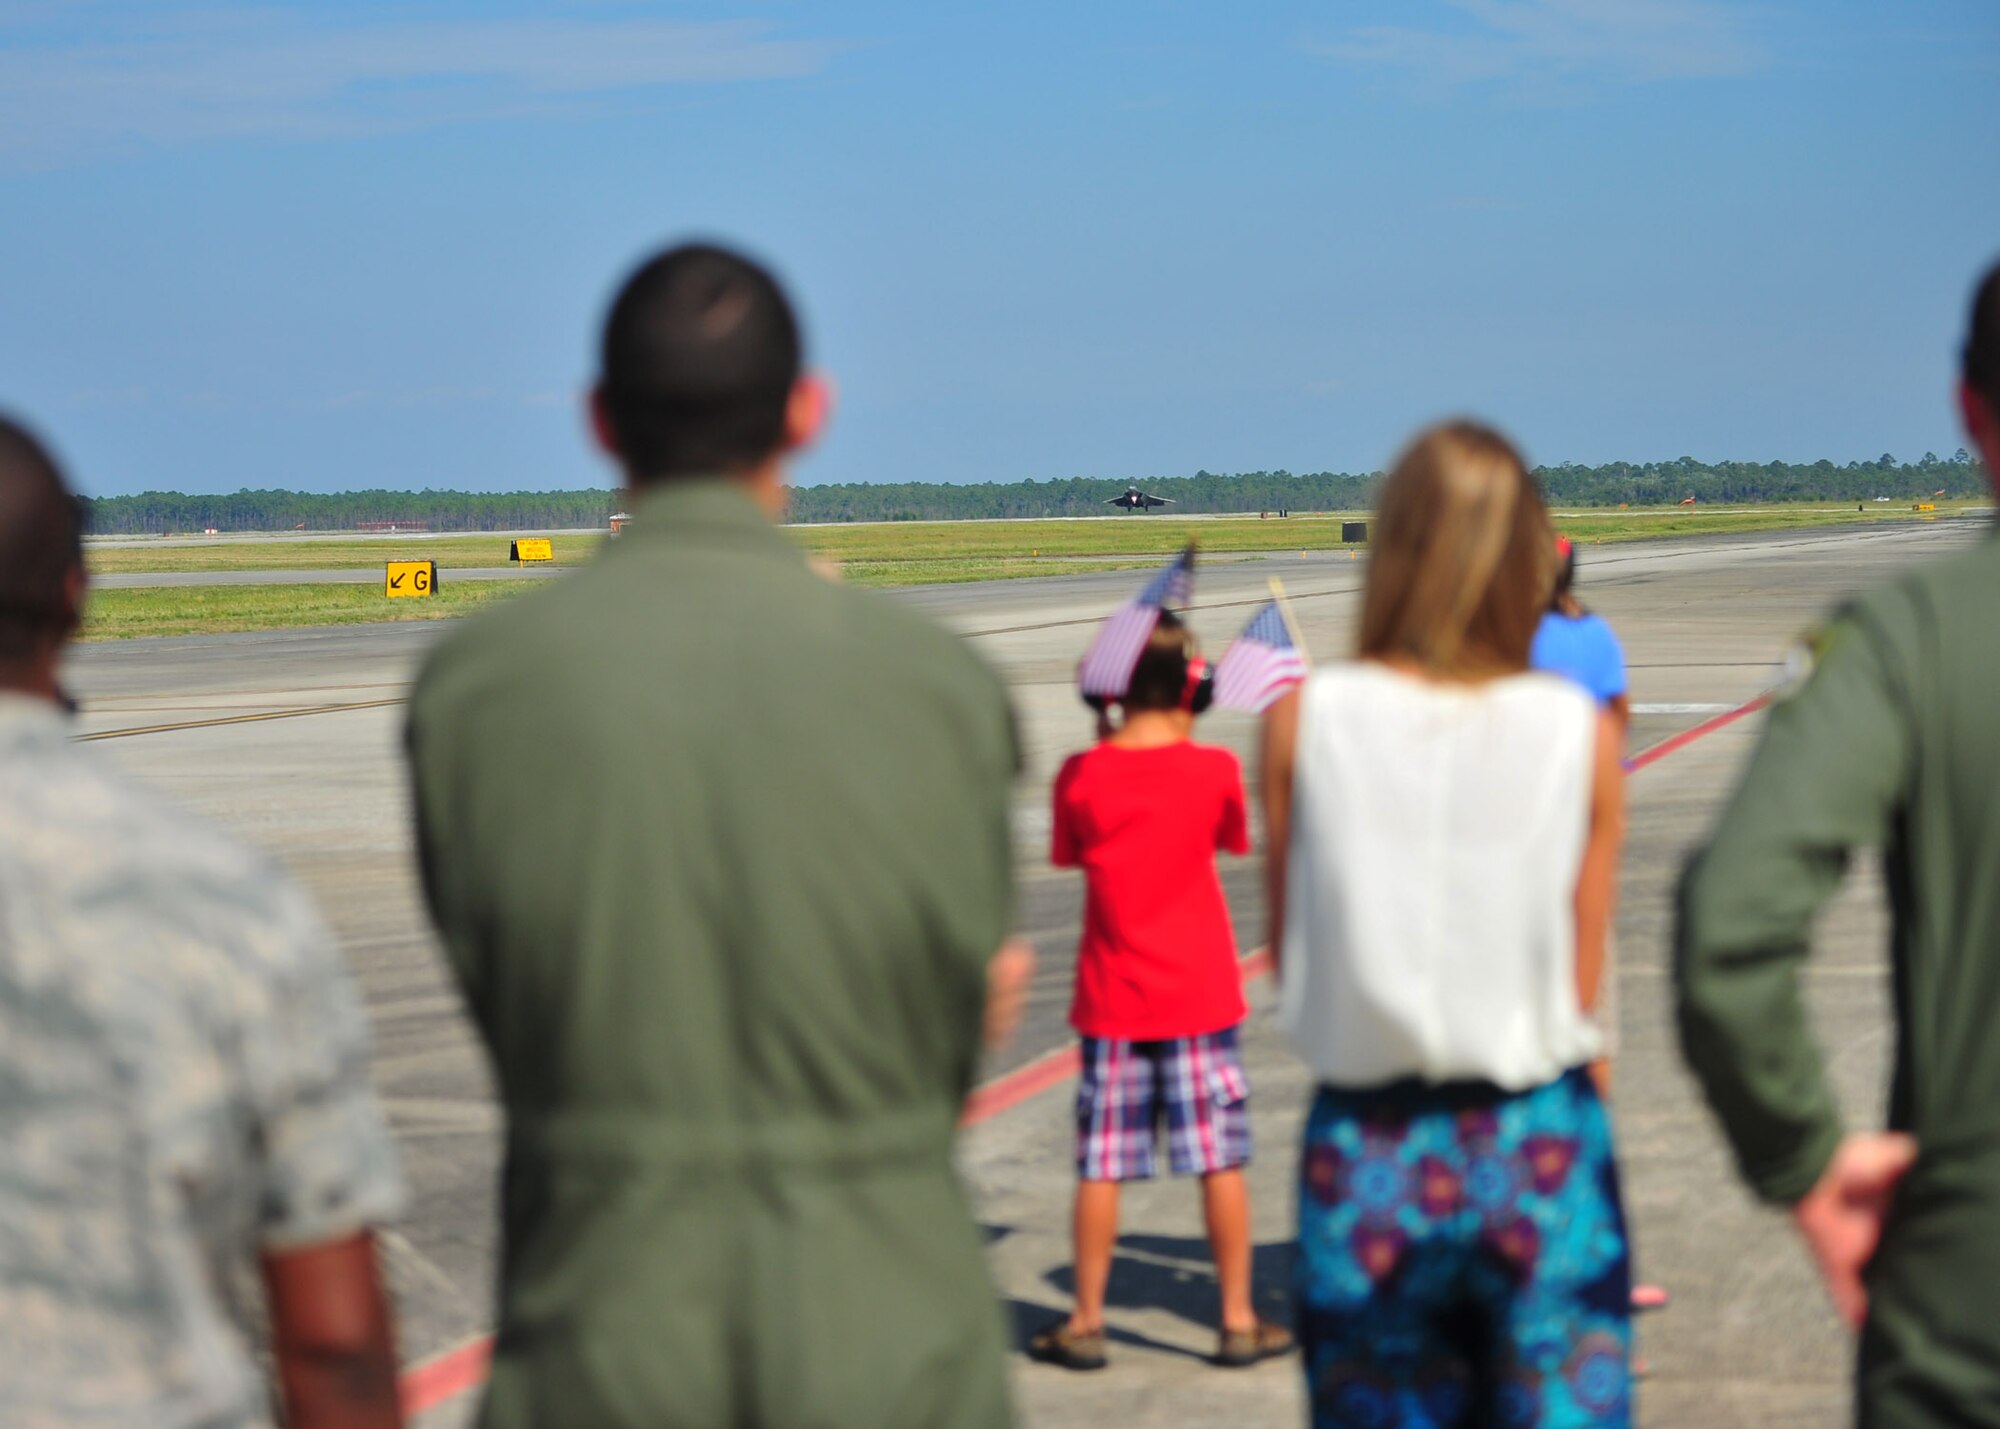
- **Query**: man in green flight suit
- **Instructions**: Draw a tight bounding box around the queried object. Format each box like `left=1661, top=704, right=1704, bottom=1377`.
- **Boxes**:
left=1677, top=258, right=2000, bottom=1426
left=407, top=243, right=1032, bottom=1428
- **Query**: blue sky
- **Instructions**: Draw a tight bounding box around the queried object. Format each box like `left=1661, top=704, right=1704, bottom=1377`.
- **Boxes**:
left=1, top=1, right=1995, bottom=496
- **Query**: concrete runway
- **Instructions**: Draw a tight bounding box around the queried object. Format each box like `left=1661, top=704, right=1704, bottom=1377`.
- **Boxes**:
left=58, top=517, right=1989, bottom=1426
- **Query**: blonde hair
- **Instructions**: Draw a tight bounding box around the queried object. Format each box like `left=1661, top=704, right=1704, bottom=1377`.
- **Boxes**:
left=1356, top=421, right=1555, bottom=678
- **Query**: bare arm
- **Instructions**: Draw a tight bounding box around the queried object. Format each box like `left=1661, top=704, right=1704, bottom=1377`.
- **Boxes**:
left=983, top=938, right=1037, bottom=1050
left=262, top=1232, right=404, bottom=1429
left=1574, top=707, right=1625, bottom=1014
left=1260, top=687, right=1302, bottom=974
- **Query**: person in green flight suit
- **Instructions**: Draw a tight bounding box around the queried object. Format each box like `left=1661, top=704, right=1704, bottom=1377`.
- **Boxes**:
left=1676, top=257, right=2000, bottom=1427
left=407, top=242, right=1034, bottom=1429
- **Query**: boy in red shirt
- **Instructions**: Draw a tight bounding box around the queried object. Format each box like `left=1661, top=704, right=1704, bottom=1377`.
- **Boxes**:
left=1029, top=612, right=1293, bottom=1371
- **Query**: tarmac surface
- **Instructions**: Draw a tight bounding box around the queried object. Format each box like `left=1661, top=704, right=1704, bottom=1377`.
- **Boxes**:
left=57, top=517, right=1989, bottom=1427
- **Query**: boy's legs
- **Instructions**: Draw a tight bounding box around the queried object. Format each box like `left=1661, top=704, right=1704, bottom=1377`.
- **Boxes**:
left=1160, top=1027, right=1283, bottom=1348
left=1057, top=1037, right=1158, bottom=1340
left=1070, top=1179, right=1122, bottom=1332
left=1201, top=1168, right=1256, bottom=1333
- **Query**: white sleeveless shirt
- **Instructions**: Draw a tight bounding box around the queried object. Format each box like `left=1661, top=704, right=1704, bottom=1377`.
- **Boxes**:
left=1278, top=663, right=1602, bottom=1091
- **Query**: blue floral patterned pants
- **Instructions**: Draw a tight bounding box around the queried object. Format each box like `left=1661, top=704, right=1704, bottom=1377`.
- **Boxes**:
left=1295, top=1068, right=1632, bottom=1428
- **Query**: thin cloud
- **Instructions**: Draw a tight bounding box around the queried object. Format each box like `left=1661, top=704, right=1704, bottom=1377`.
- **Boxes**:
left=1308, top=0, right=1763, bottom=93
left=318, top=386, right=506, bottom=412
left=0, top=8, right=846, bottom=169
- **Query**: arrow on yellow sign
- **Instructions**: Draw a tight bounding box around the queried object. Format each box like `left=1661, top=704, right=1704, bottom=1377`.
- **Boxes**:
left=385, top=560, right=437, bottom=598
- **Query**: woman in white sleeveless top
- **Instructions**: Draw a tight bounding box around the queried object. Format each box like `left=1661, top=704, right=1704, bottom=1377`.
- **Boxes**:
left=1263, top=423, right=1631, bottom=1428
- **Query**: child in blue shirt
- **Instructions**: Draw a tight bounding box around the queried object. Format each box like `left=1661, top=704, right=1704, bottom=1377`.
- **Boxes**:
left=1532, top=536, right=1629, bottom=728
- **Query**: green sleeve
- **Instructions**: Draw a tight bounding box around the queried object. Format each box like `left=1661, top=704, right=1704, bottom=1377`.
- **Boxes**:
left=1675, top=608, right=1915, bottom=1204
left=403, top=682, right=490, bottom=1022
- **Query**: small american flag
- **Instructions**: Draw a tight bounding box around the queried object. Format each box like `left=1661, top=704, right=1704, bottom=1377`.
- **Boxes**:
left=1077, top=546, right=1196, bottom=698
left=1214, top=600, right=1308, bottom=711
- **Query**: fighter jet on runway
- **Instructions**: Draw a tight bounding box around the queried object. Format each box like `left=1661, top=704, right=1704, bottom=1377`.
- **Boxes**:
left=1108, top=486, right=1175, bottom=512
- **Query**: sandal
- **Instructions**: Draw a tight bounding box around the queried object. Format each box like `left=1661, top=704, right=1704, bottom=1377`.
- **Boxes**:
left=1216, top=1318, right=1294, bottom=1368
left=1028, top=1320, right=1108, bottom=1371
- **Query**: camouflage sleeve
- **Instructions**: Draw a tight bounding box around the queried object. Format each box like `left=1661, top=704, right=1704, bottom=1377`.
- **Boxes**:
left=1675, top=605, right=1916, bottom=1204
left=246, top=884, right=405, bottom=1249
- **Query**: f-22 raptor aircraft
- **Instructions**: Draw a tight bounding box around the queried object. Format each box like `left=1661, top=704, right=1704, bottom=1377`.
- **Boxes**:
left=1107, top=486, right=1175, bottom=512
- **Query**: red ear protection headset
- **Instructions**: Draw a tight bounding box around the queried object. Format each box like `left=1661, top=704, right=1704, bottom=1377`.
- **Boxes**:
left=1180, top=655, right=1215, bottom=715
left=1077, top=627, right=1213, bottom=720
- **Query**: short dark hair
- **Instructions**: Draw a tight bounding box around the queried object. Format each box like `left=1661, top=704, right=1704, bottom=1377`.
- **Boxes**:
left=1966, top=258, right=2000, bottom=413
left=598, top=242, right=803, bottom=483
left=1122, top=610, right=1197, bottom=712
left=0, top=415, right=83, bottom=664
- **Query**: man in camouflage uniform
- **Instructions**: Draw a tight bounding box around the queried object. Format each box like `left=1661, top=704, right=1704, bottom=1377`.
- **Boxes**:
left=0, top=416, right=407, bottom=1428
left=1678, top=261, right=2000, bottom=1425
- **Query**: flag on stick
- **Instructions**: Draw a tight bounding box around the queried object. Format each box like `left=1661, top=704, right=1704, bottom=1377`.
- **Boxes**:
left=1214, top=598, right=1309, bottom=711
left=1077, top=545, right=1197, bottom=699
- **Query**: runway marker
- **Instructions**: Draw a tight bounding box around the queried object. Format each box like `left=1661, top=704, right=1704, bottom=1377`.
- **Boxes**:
left=393, top=695, right=1772, bottom=1416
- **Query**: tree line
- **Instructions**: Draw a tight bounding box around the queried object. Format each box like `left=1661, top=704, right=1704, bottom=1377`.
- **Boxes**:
left=80, top=451, right=1984, bottom=534
left=787, top=451, right=1986, bottom=523
left=82, top=488, right=625, bottom=535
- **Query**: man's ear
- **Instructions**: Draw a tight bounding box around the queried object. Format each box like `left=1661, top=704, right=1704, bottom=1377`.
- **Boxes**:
left=58, top=563, right=85, bottom=641
left=587, top=386, right=622, bottom=462
left=782, top=372, right=832, bottom=454
left=1960, top=380, right=2000, bottom=491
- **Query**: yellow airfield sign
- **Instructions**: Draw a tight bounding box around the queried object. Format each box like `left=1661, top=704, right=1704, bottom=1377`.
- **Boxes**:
left=385, top=560, right=437, bottom=598
left=511, top=538, right=554, bottom=564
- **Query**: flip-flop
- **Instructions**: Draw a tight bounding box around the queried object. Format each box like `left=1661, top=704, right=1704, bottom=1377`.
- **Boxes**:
left=1028, top=1321, right=1108, bottom=1372
left=1216, top=1318, right=1294, bottom=1368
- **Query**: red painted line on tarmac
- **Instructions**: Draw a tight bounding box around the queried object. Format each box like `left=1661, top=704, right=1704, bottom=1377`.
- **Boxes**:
left=398, top=699, right=1762, bottom=1414
left=400, top=1334, right=493, bottom=1418
left=960, top=1043, right=1083, bottom=1127
left=1625, top=692, right=1771, bottom=772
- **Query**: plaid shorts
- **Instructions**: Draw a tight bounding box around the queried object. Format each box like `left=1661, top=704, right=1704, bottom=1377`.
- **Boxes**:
left=1076, top=1027, right=1252, bottom=1182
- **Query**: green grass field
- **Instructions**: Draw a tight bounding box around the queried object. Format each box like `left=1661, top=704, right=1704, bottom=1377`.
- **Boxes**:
left=80, top=580, right=547, bottom=641
left=78, top=501, right=1986, bottom=640
left=809, top=501, right=1986, bottom=578
left=85, top=535, right=602, bottom=574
